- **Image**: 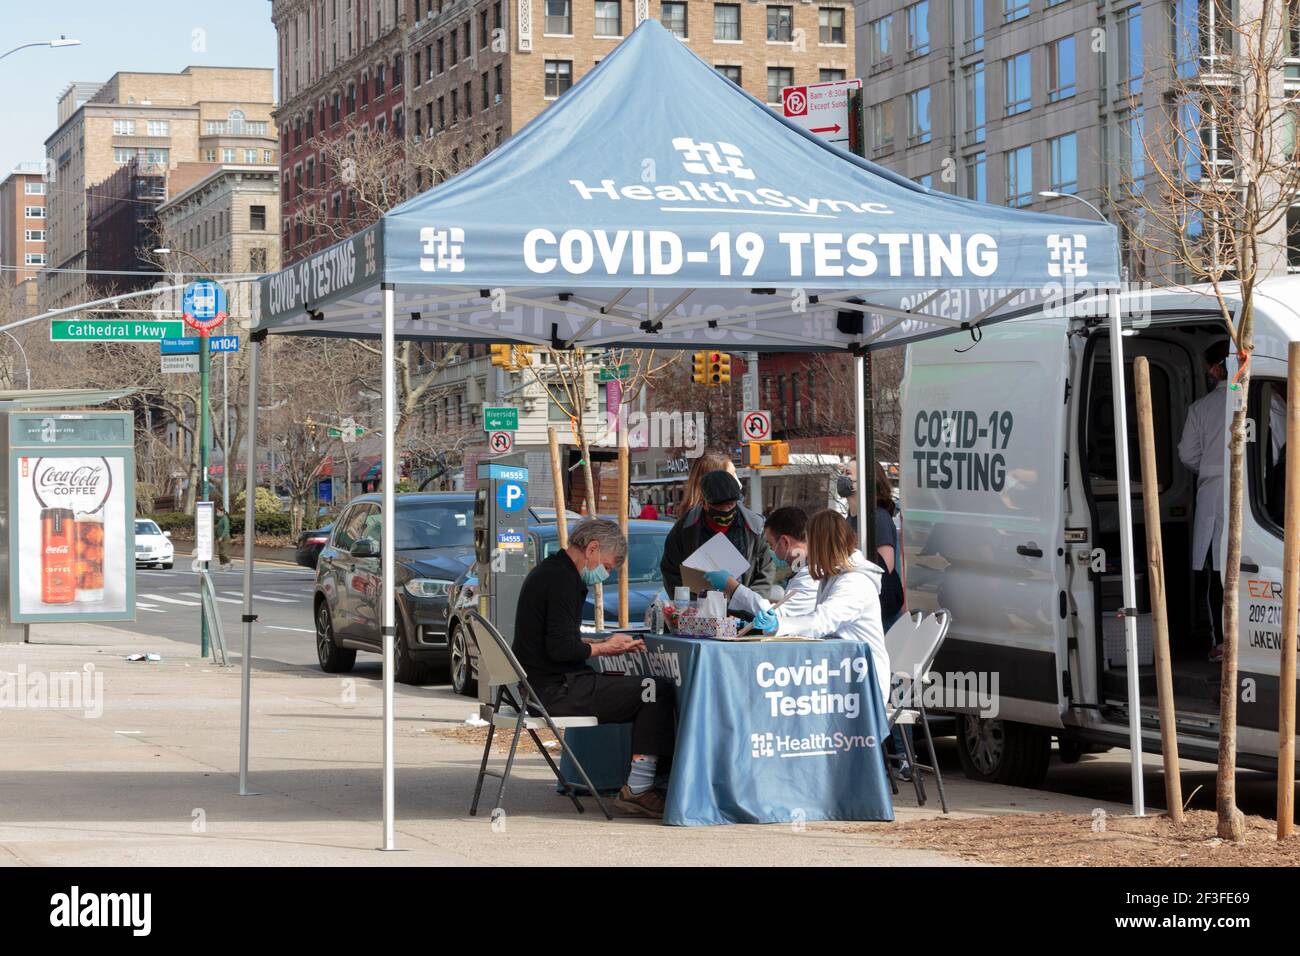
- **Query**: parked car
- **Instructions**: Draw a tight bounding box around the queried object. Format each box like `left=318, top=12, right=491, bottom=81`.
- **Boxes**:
left=134, top=518, right=174, bottom=569
left=446, top=518, right=670, bottom=696
left=295, top=523, right=334, bottom=568
left=313, top=493, right=476, bottom=684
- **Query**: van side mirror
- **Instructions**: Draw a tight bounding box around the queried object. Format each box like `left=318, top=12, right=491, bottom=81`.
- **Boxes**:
left=350, top=538, right=379, bottom=559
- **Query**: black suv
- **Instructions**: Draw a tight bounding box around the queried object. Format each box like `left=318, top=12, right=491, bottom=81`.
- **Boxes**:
left=312, top=492, right=475, bottom=684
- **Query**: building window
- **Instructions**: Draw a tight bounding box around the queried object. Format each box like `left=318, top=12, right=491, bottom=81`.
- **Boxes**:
left=871, top=100, right=894, bottom=150
left=228, top=109, right=247, bottom=134
left=376, top=63, right=386, bottom=95
left=264, top=149, right=274, bottom=163
left=1005, top=145, right=1033, bottom=206
left=451, top=28, right=459, bottom=64
left=1049, top=132, right=1078, bottom=193
left=767, top=66, right=793, bottom=103
left=223, top=147, right=236, bottom=162
left=438, top=97, right=445, bottom=129
left=963, top=62, right=985, bottom=144
left=250, top=205, right=267, bottom=231
left=331, top=92, right=341, bottom=124
left=451, top=89, right=460, bottom=121
left=481, top=9, right=490, bottom=45
left=819, top=7, right=845, bottom=44
left=906, top=1, right=929, bottom=57
left=597, top=0, right=622, bottom=35
left=482, top=71, right=490, bottom=109
left=25, top=205, right=46, bottom=219
left=24, top=182, right=45, bottom=195
left=662, top=2, right=688, bottom=37
left=1048, top=35, right=1076, bottom=102
left=112, top=147, right=134, bottom=164
left=545, top=59, right=573, bottom=97
left=908, top=87, right=932, bottom=145
left=967, top=150, right=982, bottom=201
left=437, top=38, right=445, bottom=73
left=1004, top=52, right=1031, bottom=115
left=964, top=0, right=984, bottom=53
left=717, top=64, right=741, bottom=83
left=113, top=119, right=135, bottom=136
left=1120, top=107, right=1146, bottom=190
left=1118, top=6, right=1142, bottom=96
left=464, top=21, right=472, bottom=57
left=820, top=68, right=845, bottom=81
left=25, top=253, right=46, bottom=266
left=545, top=0, right=572, bottom=33
left=495, top=64, right=503, bottom=97
left=147, top=120, right=170, bottom=136
left=767, top=5, right=794, bottom=42
left=24, top=229, right=45, bottom=241
left=715, top=3, right=740, bottom=40
left=1004, top=0, right=1029, bottom=23
left=347, top=82, right=356, bottom=113
left=869, top=15, right=893, bottom=70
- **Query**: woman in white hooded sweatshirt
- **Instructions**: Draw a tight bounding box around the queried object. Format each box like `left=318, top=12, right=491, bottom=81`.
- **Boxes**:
left=751, top=510, right=890, bottom=705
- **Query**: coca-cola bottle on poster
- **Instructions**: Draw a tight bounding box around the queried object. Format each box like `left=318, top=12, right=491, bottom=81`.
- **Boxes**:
left=32, top=457, right=113, bottom=607
left=40, top=507, right=76, bottom=605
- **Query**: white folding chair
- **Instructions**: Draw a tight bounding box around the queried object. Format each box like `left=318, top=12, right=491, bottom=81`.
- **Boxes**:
left=886, top=609, right=951, bottom=813
left=464, top=611, right=612, bottom=820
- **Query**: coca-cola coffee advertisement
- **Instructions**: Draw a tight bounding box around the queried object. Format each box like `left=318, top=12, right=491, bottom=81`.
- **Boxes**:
left=14, top=455, right=127, bottom=616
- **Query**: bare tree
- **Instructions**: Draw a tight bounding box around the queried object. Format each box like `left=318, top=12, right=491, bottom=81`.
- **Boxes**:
left=1120, top=0, right=1300, bottom=840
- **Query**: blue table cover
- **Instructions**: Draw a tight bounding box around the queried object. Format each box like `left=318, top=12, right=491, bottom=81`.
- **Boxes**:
left=559, top=634, right=894, bottom=827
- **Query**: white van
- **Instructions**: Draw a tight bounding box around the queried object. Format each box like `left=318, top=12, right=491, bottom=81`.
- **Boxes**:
left=900, top=279, right=1299, bottom=787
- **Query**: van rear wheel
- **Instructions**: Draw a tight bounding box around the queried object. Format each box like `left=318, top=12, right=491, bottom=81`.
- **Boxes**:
left=956, top=715, right=1050, bottom=788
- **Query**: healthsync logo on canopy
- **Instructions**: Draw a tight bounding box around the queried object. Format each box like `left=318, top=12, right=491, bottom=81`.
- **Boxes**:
left=567, top=138, right=896, bottom=218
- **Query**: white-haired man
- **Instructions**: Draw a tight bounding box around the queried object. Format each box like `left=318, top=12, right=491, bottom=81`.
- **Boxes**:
left=513, top=518, right=675, bottom=818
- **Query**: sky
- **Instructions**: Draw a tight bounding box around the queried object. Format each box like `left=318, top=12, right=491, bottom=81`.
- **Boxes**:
left=1, top=0, right=278, bottom=174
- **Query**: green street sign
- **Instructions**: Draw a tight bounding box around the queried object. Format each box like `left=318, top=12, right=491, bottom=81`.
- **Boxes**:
left=483, top=406, right=519, bottom=431
left=51, top=319, right=186, bottom=342
left=597, top=364, right=629, bottom=382
left=328, top=426, right=365, bottom=438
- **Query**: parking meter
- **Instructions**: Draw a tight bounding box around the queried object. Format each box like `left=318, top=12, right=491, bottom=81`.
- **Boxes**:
left=473, top=458, right=530, bottom=666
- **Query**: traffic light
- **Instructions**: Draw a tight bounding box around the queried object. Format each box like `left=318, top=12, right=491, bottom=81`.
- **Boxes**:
left=490, top=343, right=512, bottom=368
left=692, top=350, right=709, bottom=384
left=708, top=352, right=731, bottom=386
left=770, top=440, right=789, bottom=467
left=746, top=440, right=790, bottom=469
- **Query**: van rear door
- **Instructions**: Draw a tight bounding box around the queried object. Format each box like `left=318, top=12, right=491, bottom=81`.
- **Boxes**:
left=900, top=316, right=1070, bottom=726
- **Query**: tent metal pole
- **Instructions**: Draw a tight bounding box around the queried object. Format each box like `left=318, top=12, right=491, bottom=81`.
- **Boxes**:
left=854, top=354, right=872, bottom=548
left=1107, top=287, right=1146, bottom=817
left=382, top=283, right=397, bottom=850
left=239, top=335, right=261, bottom=797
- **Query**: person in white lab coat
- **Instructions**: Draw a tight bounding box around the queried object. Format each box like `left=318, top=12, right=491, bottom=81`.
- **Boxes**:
left=705, top=506, right=817, bottom=619
left=1177, top=339, right=1230, bottom=662
left=750, top=510, right=890, bottom=703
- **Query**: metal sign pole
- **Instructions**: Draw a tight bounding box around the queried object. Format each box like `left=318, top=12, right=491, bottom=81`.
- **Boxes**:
left=381, top=284, right=397, bottom=851
left=239, top=335, right=260, bottom=796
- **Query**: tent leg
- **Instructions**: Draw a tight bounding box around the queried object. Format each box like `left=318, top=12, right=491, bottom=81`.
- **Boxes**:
left=1107, top=288, right=1146, bottom=817
left=239, top=336, right=260, bottom=797
left=382, top=284, right=397, bottom=850
left=853, top=353, right=876, bottom=551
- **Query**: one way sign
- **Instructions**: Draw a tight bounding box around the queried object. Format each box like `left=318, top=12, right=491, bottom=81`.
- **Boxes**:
left=740, top=410, right=772, bottom=441
left=781, top=78, right=861, bottom=149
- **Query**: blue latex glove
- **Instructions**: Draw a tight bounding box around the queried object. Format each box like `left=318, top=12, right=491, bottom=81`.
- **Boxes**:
left=703, top=569, right=732, bottom=591
left=752, top=607, right=779, bottom=634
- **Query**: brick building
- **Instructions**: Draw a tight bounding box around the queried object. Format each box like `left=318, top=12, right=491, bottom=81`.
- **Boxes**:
left=0, top=163, right=48, bottom=312
left=155, top=165, right=283, bottom=277
left=42, top=67, right=277, bottom=308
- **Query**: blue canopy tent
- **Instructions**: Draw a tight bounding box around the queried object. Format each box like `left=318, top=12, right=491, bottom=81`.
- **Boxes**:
left=242, top=19, right=1142, bottom=843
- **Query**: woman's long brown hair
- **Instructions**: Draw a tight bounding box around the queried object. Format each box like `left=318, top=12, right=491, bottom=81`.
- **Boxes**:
left=804, top=509, right=859, bottom=581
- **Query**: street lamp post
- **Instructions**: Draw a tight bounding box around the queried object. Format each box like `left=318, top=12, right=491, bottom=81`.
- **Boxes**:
left=1, top=330, right=32, bottom=389
left=0, top=36, right=81, bottom=61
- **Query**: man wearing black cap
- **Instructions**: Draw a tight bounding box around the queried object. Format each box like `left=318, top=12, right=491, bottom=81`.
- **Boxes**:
left=660, top=470, right=775, bottom=599
left=1178, top=339, right=1230, bottom=663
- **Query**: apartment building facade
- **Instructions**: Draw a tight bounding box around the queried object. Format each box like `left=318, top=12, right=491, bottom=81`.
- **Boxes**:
left=155, top=165, right=283, bottom=278
left=854, top=0, right=1300, bottom=281
left=42, top=67, right=277, bottom=308
left=0, top=163, right=49, bottom=311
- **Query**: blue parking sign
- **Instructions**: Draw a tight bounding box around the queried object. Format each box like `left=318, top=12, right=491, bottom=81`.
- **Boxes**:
left=496, top=480, right=525, bottom=512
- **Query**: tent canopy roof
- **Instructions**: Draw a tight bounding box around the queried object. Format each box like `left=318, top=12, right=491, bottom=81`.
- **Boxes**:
left=253, top=18, right=1119, bottom=353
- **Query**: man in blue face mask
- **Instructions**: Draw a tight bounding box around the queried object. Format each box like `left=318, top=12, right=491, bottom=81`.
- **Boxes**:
left=513, top=518, right=677, bottom=817
left=702, top=506, right=816, bottom=628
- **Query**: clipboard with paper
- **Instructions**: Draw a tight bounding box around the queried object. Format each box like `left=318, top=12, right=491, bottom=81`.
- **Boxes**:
left=679, top=532, right=750, bottom=595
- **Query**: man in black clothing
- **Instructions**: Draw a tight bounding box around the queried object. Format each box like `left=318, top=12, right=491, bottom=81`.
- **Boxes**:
left=660, top=470, right=774, bottom=599
left=514, top=518, right=675, bottom=818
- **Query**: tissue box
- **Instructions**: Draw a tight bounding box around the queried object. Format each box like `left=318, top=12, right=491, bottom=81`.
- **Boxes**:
left=673, top=605, right=739, bottom=639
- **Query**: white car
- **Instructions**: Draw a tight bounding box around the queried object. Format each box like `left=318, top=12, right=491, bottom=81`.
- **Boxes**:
left=134, top=518, right=174, bottom=569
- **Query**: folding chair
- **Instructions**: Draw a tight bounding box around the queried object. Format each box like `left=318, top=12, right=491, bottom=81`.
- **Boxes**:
left=885, top=609, right=951, bottom=814
left=882, top=612, right=923, bottom=799
left=463, top=611, right=613, bottom=821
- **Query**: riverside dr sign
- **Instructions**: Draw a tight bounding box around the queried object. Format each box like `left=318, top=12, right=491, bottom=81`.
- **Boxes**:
left=51, top=320, right=185, bottom=342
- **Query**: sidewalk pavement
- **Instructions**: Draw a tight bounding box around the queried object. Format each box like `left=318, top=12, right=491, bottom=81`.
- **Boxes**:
left=0, top=624, right=1129, bottom=867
